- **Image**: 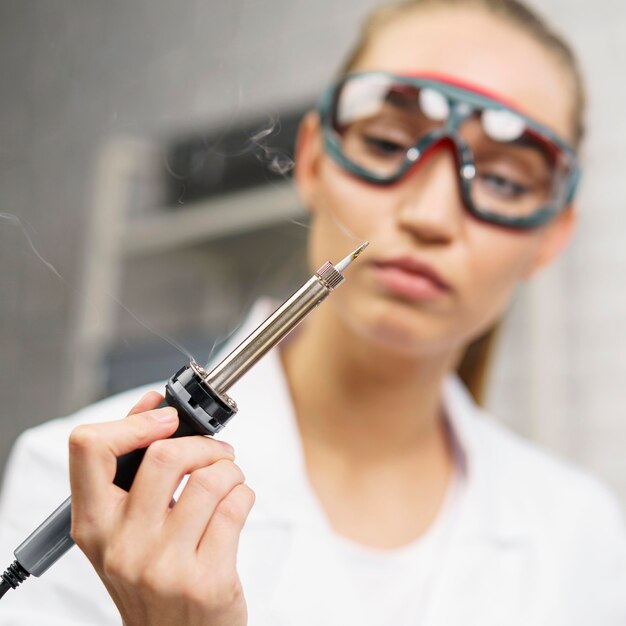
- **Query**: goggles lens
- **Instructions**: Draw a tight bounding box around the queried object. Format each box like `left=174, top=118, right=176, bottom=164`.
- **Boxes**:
left=322, top=73, right=579, bottom=228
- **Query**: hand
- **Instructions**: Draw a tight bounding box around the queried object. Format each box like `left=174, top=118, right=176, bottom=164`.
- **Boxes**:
left=69, top=391, right=255, bottom=626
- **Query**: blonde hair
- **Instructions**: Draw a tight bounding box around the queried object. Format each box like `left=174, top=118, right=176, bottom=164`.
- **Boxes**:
left=340, top=0, right=585, bottom=146
left=339, top=0, right=585, bottom=403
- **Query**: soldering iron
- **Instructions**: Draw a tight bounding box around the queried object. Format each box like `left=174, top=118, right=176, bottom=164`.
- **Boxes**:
left=0, top=242, right=368, bottom=599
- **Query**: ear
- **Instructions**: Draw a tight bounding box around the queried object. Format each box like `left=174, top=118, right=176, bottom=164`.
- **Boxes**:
left=523, top=205, right=577, bottom=279
left=294, top=110, right=324, bottom=212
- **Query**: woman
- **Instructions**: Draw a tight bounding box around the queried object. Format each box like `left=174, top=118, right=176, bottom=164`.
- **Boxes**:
left=1, top=0, right=625, bottom=624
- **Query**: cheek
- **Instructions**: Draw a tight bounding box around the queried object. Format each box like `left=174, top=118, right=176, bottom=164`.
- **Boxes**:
left=462, top=225, right=543, bottom=326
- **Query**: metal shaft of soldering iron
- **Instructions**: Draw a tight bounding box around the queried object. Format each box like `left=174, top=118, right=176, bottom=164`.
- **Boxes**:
left=206, top=241, right=369, bottom=394
left=1, top=242, right=368, bottom=597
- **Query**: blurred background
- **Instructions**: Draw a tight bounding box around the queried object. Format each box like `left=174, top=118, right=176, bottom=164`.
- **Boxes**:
left=0, top=0, right=624, bottom=509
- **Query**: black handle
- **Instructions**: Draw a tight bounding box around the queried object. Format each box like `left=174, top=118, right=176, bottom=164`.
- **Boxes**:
left=13, top=364, right=237, bottom=578
left=113, top=401, right=199, bottom=492
left=15, top=400, right=200, bottom=578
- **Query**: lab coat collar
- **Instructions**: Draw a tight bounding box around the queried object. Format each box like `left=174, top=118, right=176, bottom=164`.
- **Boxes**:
left=222, top=298, right=530, bottom=545
left=442, top=375, right=531, bottom=544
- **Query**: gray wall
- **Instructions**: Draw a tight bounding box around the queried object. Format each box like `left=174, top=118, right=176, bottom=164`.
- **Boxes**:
left=0, top=0, right=376, bottom=469
left=1, top=1, right=626, bottom=512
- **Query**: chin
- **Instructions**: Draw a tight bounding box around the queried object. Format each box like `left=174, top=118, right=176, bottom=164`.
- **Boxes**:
left=341, top=297, right=454, bottom=359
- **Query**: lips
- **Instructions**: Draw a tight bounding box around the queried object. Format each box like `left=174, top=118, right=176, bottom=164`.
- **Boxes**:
left=370, top=256, right=451, bottom=301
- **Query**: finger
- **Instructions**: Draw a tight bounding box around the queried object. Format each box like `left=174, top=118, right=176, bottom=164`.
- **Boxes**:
left=69, top=406, right=180, bottom=518
left=163, top=460, right=246, bottom=549
left=197, top=483, right=255, bottom=564
left=124, top=438, right=236, bottom=525
left=126, top=390, right=165, bottom=416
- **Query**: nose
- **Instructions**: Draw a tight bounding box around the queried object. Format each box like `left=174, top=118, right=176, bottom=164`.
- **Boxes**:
left=395, top=139, right=465, bottom=244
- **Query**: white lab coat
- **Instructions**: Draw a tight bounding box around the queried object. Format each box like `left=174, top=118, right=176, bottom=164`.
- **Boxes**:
left=0, top=299, right=625, bottom=625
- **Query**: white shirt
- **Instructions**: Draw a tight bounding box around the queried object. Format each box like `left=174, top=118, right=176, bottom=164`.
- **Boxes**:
left=1, top=299, right=625, bottom=626
left=302, top=469, right=465, bottom=626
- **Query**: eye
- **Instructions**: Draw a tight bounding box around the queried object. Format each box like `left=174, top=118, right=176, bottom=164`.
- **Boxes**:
left=363, top=136, right=408, bottom=156
left=479, top=173, right=531, bottom=199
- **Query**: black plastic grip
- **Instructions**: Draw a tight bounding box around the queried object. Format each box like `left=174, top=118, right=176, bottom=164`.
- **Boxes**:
left=112, top=409, right=197, bottom=491
left=13, top=363, right=237, bottom=579
left=113, top=364, right=237, bottom=492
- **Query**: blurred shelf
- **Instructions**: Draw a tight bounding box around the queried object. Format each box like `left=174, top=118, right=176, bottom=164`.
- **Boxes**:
left=124, top=181, right=304, bottom=257
left=71, top=136, right=305, bottom=409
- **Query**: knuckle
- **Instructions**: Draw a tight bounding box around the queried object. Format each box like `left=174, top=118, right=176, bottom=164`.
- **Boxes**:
left=223, top=577, right=245, bottom=606
left=232, top=462, right=246, bottom=484
left=188, top=465, right=222, bottom=495
left=101, top=537, right=161, bottom=588
left=189, top=460, right=244, bottom=496
left=69, top=425, right=99, bottom=454
left=101, top=537, right=149, bottom=584
left=241, top=483, right=256, bottom=506
left=189, top=572, right=241, bottom=608
left=101, top=546, right=126, bottom=580
left=145, top=439, right=182, bottom=468
left=144, top=556, right=187, bottom=595
left=137, top=564, right=165, bottom=593
left=213, top=576, right=244, bottom=608
left=137, top=556, right=189, bottom=597
left=216, top=484, right=255, bottom=523
left=220, top=458, right=245, bottom=484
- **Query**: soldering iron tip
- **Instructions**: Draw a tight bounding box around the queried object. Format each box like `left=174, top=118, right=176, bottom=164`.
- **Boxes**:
left=334, top=241, right=369, bottom=273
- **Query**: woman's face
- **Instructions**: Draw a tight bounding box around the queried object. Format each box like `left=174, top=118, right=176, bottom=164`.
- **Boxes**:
left=295, top=7, right=577, bottom=357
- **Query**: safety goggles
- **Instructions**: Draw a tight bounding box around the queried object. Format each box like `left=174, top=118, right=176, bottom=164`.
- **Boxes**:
left=317, top=72, right=581, bottom=229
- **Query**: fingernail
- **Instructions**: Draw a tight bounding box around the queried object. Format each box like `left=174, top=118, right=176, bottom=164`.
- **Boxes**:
left=154, top=407, right=178, bottom=421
